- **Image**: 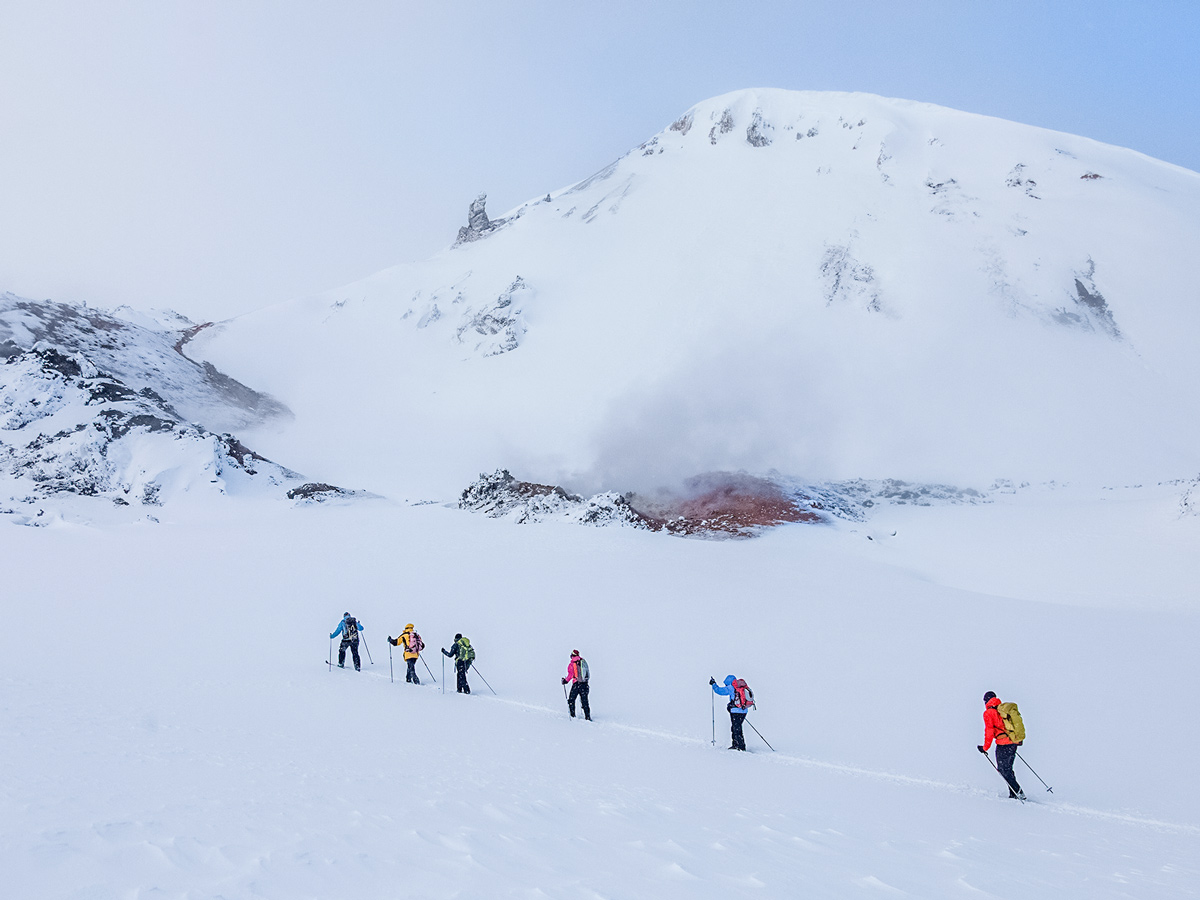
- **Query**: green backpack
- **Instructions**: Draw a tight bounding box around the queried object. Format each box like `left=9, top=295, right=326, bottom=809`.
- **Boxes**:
left=460, top=637, right=475, bottom=663
left=998, top=701, right=1026, bottom=743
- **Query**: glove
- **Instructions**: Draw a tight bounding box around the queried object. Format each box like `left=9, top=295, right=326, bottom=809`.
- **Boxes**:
left=561, top=677, right=568, bottom=685
left=977, top=745, right=986, bottom=754
left=387, top=636, right=396, bottom=645
left=709, top=677, right=716, bottom=686
left=329, top=633, right=335, bottom=639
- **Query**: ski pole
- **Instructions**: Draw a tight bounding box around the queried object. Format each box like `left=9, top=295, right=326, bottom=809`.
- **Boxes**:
left=389, top=643, right=394, bottom=683
left=469, top=662, right=497, bottom=695
left=361, top=635, right=374, bottom=665
left=421, top=656, right=437, bottom=683
left=441, top=654, right=445, bottom=694
left=979, top=751, right=1026, bottom=803
left=1017, top=752, right=1054, bottom=793
left=329, top=637, right=333, bottom=672
left=563, top=681, right=569, bottom=706
left=745, top=719, right=775, bottom=752
left=711, top=689, right=716, bottom=747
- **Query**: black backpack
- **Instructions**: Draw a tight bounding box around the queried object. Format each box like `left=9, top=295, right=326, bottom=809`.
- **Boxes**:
left=343, top=617, right=359, bottom=640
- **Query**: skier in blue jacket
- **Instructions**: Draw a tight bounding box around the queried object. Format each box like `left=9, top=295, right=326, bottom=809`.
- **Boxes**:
left=710, top=675, right=751, bottom=751
left=330, top=612, right=364, bottom=671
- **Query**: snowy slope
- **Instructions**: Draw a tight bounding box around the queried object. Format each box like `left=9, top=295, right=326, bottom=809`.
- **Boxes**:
left=0, top=294, right=289, bottom=433
left=190, top=89, right=1200, bottom=500
left=0, top=294, right=366, bottom=520
left=3, top=501, right=1198, bottom=898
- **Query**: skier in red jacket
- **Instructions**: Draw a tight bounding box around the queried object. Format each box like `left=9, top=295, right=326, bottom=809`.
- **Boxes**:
left=978, top=691, right=1025, bottom=799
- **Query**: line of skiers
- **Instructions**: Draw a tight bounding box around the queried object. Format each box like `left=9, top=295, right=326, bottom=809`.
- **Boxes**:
left=329, top=613, right=590, bottom=711
left=329, top=614, right=1037, bottom=799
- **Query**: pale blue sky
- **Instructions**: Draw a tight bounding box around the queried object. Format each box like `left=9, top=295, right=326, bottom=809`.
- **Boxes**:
left=1, top=1, right=1196, bottom=320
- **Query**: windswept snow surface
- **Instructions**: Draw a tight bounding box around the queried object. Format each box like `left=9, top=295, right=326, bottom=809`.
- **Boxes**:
left=3, top=499, right=1199, bottom=898
left=190, top=89, right=1200, bottom=499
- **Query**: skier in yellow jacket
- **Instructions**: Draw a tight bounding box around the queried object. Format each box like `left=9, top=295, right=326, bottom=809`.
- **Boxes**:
left=387, top=624, right=424, bottom=684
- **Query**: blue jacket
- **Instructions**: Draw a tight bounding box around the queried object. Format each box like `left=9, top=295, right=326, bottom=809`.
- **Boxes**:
left=330, top=617, right=364, bottom=640
left=712, top=675, right=748, bottom=714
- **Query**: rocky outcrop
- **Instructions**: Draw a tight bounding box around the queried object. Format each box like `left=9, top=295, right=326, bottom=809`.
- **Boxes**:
left=460, top=469, right=647, bottom=528
left=0, top=347, right=303, bottom=511
left=1181, top=477, right=1200, bottom=517
left=626, top=472, right=819, bottom=535
left=708, top=108, right=735, bottom=144
left=286, top=482, right=371, bottom=504
left=0, top=294, right=289, bottom=432
left=746, top=109, right=773, bottom=147
left=455, top=193, right=506, bottom=246
left=1053, top=258, right=1121, bottom=338
left=455, top=277, right=530, bottom=356
left=461, top=469, right=1000, bottom=538
left=0, top=297, right=359, bottom=521
left=820, top=243, right=881, bottom=313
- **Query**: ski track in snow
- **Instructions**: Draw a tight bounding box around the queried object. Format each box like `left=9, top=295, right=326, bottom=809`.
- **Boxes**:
left=476, top=692, right=1200, bottom=836
left=336, top=660, right=1199, bottom=837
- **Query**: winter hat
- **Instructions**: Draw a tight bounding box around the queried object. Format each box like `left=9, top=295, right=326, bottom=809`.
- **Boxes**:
left=343, top=611, right=351, bottom=618
left=404, top=623, right=414, bottom=631
left=455, top=633, right=462, bottom=640
left=983, top=691, right=997, bottom=703
left=571, top=650, right=579, bottom=657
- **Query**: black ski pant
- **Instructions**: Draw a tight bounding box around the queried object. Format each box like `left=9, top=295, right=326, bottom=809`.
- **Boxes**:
left=405, top=658, right=420, bottom=684
left=729, top=710, right=747, bottom=751
left=568, top=682, right=591, bottom=719
left=455, top=660, right=471, bottom=693
left=995, top=743, right=1022, bottom=797
left=338, top=638, right=361, bottom=670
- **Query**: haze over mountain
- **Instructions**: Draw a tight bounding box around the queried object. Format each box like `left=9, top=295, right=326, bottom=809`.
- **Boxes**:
left=185, top=88, right=1200, bottom=501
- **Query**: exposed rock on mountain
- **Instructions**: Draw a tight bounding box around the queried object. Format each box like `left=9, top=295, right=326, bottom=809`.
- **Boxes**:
left=0, top=346, right=300, bottom=512
left=460, top=469, right=646, bottom=528
left=0, top=294, right=289, bottom=432
left=1057, top=258, right=1120, bottom=338
left=454, top=193, right=507, bottom=245
left=746, top=109, right=774, bottom=147
left=0, top=295, right=354, bottom=521
left=455, top=277, right=530, bottom=356
left=459, top=470, right=995, bottom=538
left=1181, top=477, right=1200, bottom=517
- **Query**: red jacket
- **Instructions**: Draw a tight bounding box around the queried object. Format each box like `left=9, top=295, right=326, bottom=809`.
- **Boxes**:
left=982, top=696, right=1014, bottom=750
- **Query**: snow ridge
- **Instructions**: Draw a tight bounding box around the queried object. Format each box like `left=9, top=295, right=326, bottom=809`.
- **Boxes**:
left=0, top=346, right=301, bottom=518
left=0, top=293, right=289, bottom=432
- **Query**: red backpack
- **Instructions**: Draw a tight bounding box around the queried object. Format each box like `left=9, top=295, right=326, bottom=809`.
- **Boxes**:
left=409, top=632, right=425, bottom=653
left=731, top=678, right=755, bottom=710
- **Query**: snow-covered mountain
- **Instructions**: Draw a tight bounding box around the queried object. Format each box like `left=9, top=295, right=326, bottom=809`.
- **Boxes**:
left=0, top=294, right=356, bottom=519
left=189, top=88, right=1200, bottom=503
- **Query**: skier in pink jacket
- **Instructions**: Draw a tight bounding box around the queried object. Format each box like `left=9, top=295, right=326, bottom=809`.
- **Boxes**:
left=561, top=650, right=591, bottom=721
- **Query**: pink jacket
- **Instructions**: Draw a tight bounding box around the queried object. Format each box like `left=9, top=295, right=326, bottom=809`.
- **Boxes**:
left=564, top=655, right=585, bottom=683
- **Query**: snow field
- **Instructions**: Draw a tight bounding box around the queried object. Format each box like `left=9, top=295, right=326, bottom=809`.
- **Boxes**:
left=4, top=498, right=1198, bottom=898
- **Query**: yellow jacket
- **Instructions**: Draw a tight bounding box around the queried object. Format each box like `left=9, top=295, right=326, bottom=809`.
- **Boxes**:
left=400, top=626, right=420, bottom=660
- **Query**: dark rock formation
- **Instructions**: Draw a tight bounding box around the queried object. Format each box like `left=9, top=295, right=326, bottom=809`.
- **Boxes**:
left=455, top=193, right=505, bottom=245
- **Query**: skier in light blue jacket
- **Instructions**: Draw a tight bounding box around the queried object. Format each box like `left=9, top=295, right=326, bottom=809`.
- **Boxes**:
left=710, top=675, right=752, bottom=751
left=330, top=612, right=364, bottom=671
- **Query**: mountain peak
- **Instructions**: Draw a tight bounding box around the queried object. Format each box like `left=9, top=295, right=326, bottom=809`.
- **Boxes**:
left=189, top=90, right=1200, bottom=498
